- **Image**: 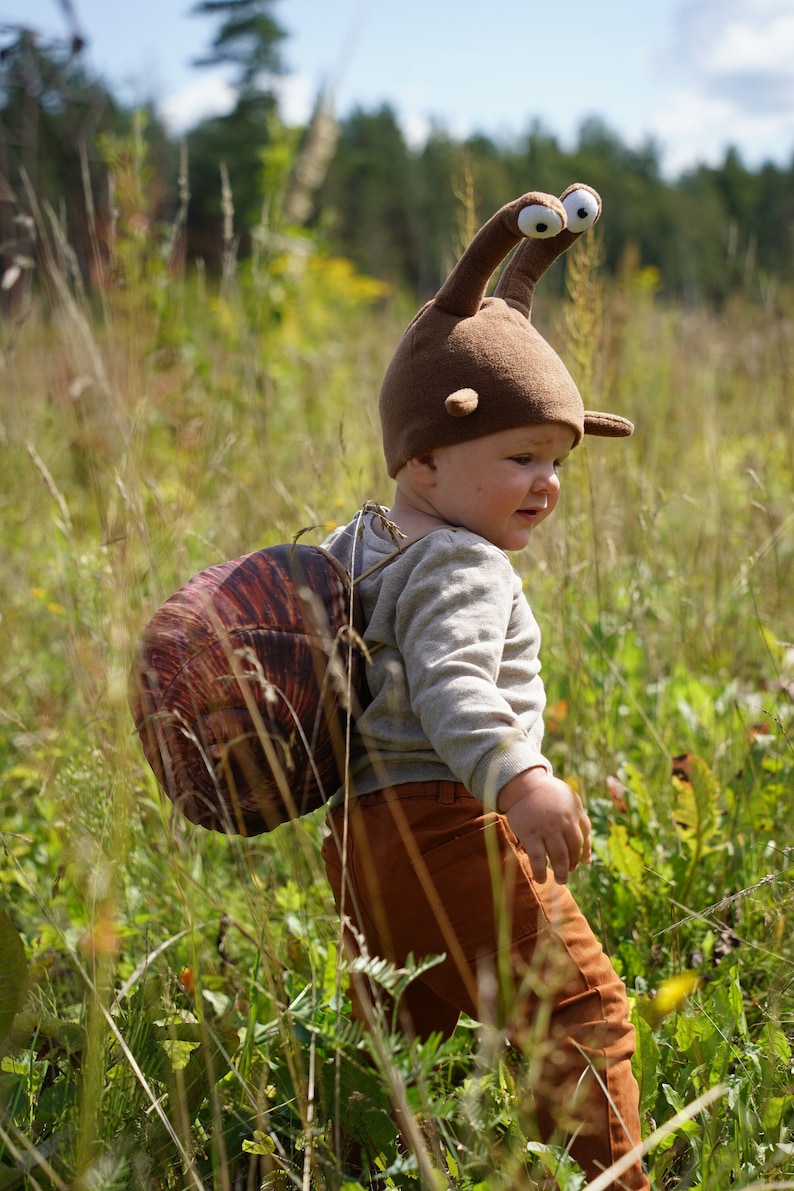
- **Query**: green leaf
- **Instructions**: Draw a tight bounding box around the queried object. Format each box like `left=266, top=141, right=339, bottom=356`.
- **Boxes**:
left=631, top=1011, right=661, bottom=1116
left=760, top=1094, right=788, bottom=1134
left=0, top=912, right=29, bottom=1045
left=674, top=1009, right=717, bottom=1052
left=0, top=1164, right=24, bottom=1189
left=33, top=1078, right=76, bottom=1132
left=345, top=950, right=445, bottom=1001
left=606, top=822, right=645, bottom=882
left=672, top=755, right=719, bottom=852
left=5, top=1011, right=84, bottom=1057
left=147, top=1023, right=241, bottom=1173
left=525, top=1142, right=586, bottom=1189
left=173, top=1025, right=240, bottom=1125
left=759, top=1021, right=791, bottom=1067
left=242, top=1130, right=275, bottom=1155
left=320, top=1051, right=395, bottom=1159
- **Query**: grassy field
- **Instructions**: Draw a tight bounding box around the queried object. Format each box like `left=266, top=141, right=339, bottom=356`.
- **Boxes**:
left=0, top=154, right=793, bottom=1190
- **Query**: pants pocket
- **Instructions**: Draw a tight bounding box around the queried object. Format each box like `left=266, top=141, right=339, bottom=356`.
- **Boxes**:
left=410, top=817, right=543, bottom=960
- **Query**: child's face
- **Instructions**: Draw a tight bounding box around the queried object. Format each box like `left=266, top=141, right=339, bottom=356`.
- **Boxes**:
left=414, top=422, right=575, bottom=551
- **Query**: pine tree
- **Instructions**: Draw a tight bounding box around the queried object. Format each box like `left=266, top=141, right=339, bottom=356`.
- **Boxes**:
left=190, top=0, right=286, bottom=95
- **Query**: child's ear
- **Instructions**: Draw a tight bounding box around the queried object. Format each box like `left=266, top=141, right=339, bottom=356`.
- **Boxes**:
left=405, top=452, right=437, bottom=487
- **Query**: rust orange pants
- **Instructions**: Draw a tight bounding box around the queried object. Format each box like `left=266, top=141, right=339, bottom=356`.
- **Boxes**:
left=321, top=780, right=649, bottom=1190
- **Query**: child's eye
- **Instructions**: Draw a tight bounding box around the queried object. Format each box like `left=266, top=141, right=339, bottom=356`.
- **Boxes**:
left=511, top=455, right=532, bottom=466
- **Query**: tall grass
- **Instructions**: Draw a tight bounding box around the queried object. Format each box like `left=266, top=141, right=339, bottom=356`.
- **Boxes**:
left=0, top=136, right=792, bottom=1189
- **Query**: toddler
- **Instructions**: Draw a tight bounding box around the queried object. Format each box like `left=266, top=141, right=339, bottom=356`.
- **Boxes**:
left=322, top=184, right=649, bottom=1190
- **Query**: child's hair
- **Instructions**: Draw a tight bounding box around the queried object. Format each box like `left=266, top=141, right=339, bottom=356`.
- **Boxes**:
left=379, top=183, right=633, bottom=478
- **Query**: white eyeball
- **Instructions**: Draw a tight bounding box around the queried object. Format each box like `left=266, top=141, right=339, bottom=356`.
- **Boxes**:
left=562, top=188, right=599, bottom=232
left=517, top=204, right=563, bottom=239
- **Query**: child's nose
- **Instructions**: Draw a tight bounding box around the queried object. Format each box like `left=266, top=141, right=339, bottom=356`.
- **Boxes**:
left=531, top=465, right=560, bottom=493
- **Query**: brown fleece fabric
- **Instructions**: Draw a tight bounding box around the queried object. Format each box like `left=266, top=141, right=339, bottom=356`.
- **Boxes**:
left=379, top=183, right=634, bottom=477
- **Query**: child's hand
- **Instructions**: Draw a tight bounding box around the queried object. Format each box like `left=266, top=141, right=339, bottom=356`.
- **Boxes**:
left=497, top=768, right=592, bottom=885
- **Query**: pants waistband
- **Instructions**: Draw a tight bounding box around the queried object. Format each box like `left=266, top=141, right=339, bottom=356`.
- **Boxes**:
left=331, top=779, right=468, bottom=815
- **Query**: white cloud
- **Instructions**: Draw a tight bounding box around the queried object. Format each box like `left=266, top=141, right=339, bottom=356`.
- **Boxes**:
left=158, top=74, right=236, bottom=135
left=273, top=73, right=315, bottom=127
left=158, top=71, right=323, bottom=135
left=673, top=0, right=794, bottom=94
left=652, top=83, right=794, bottom=175
left=400, top=112, right=432, bottom=151
left=704, top=13, right=794, bottom=74
left=652, top=0, right=794, bottom=172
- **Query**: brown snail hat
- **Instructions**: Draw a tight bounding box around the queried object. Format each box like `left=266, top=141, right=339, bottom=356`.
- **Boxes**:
left=379, top=183, right=633, bottom=477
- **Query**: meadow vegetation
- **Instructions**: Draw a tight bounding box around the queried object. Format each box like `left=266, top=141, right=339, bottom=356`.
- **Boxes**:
left=0, top=128, right=793, bottom=1190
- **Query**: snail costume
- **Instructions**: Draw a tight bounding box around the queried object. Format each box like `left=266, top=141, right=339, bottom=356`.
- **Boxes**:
left=131, top=184, right=648, bottom=1188
left=130, top=185, right=633, bottom=838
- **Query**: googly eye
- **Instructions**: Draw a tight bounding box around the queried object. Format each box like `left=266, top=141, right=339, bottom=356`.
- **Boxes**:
left=562, top=188, right=599, bottom=232
left=517, top=204, right=563, bottom=239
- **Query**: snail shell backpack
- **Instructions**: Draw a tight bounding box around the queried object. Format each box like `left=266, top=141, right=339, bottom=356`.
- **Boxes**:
left=130, top=536, right=384, bottom=835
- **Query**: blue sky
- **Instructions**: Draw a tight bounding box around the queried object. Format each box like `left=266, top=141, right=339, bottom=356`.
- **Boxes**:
left=2, top=0, right=794, bottom=178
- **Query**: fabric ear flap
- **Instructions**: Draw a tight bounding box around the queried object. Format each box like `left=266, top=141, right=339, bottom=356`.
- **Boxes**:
left=583, top=410, right=634, bottom=437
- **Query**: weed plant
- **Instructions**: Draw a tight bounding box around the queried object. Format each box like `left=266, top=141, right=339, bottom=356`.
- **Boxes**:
left=0, top=129, right=792, bottom=1190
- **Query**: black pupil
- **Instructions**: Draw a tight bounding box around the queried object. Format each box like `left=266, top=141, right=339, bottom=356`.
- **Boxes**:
left=536, top=222, right=547, bottom=232
left=578, top=207, right=588, bottom=219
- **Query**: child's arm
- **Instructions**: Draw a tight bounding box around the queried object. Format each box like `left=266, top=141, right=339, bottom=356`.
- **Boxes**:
left=393, top=536, right=552, bottom=792
left=497, top=767, right=592, bottom=885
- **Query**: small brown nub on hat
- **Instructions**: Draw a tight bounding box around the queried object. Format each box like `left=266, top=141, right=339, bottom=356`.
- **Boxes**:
left=445, top=388, right=479, bottom=417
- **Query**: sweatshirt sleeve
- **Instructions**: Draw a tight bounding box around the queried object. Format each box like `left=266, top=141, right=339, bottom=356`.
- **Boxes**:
left=391, top=532, right=550, bottom=804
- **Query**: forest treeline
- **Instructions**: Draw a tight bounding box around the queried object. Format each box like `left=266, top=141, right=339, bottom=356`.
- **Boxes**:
left=2, top=0, right=794, bottom=306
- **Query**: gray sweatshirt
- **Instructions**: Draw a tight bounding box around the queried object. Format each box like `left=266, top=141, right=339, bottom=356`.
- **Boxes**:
left=324, top=507, right=551, bottom=806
